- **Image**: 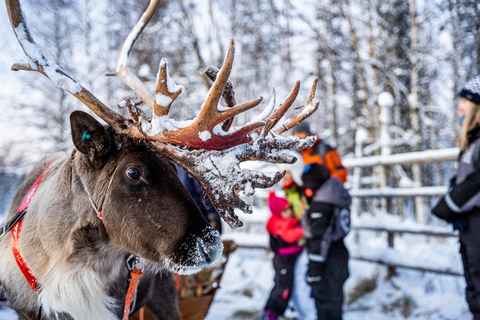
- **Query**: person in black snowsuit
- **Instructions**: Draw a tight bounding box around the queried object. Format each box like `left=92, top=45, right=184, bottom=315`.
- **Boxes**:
left=432, top=75, right=480, bottom=320
left=301, top=163, right=351, bottom=320
left=176, top=166, right=222, bottom=234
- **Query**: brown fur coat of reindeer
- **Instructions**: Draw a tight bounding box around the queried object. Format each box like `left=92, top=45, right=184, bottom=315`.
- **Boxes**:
left=0, top=112, right=218, bottom=319
left=0, top=0, right=319, bottom=319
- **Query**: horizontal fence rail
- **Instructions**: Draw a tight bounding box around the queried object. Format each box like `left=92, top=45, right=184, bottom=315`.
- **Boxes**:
left=349, top=186, right=448, bottom=197
left=343, top=148, right=459, bottom=168
left=351, top=225, right=462, bottom=276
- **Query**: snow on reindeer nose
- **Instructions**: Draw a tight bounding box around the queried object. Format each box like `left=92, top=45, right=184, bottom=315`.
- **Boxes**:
left=171, top=226, right=223, bottom=275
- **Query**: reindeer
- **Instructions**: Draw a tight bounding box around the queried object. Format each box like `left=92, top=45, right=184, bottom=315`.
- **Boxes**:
left=0, top=0, right=320, bottom=319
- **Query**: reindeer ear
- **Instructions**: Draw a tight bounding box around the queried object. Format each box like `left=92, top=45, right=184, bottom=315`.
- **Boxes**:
left=70, top=111, right=111, bottom=159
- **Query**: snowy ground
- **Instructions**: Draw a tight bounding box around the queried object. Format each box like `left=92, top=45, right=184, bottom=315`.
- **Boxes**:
left=205, top=225, right=470, bottom=320
left=0, top=210, right=472, bottom=320
left=204, top=248, right=469, bottom=320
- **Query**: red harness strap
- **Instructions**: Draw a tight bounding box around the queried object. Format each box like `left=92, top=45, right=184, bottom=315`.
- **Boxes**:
left=123, top=267, right=143, bottom=320
left=11, top=164, right=51, bottom=291
left=11, top=163, right=143, bottom=319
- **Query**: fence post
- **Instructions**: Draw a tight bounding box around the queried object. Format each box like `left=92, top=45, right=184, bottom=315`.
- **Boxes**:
left=351, top=128, right=368, bottom=218
left=387, top=231, right=397, bottom=278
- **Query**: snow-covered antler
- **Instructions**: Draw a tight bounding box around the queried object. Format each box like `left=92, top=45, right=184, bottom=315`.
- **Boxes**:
left=6, top=0, right=319, bottom=228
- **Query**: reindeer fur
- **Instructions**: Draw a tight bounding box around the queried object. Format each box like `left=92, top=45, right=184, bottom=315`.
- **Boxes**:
left=0, top=111, right=222, bottom=320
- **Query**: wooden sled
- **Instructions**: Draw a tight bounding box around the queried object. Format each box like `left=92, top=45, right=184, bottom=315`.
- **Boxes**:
left=130, top=240, right=237, bottom=320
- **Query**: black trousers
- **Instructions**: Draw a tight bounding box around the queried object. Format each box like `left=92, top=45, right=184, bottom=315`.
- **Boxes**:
left=264, top=254, right=298, bottom=315
left=308, top=241, right=349, bottom=320
left=461, top=243, right=480, bottom=320
left=460, top=211, right=480, bottom=320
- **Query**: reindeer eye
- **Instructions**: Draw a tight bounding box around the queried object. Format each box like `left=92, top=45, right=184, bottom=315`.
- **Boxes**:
left=126, top=167, right=141, bottom=180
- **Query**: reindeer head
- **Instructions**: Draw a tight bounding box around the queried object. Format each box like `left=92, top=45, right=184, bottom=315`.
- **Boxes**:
left=70, top=111, right=222, bottom=274
left=6, top=0, right=319, bottom=272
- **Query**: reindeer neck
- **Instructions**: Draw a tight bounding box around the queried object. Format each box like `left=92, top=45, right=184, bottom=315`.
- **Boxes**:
left=16, top=152, right=125, bottom=320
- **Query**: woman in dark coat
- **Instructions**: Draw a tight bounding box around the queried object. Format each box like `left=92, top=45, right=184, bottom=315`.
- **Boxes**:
left=433, top=75, right=480, bottom=320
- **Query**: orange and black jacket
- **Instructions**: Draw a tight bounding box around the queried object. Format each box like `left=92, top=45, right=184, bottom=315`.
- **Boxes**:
left=298, top=135, right=347, bottom=184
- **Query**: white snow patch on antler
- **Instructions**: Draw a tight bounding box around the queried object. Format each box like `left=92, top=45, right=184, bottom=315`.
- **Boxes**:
left=145, top=115, right=194, bottom=135
left=217, top=103, right=230, bottom=112
left=212, top=123, right=236, bottom=136
left=155, top=93, right=173, bottom=106
left=15, top=22, right=42, bottom=69
left=15, top=23, right=82, bottom=94
left=159, top=59, right=184, bottom=93
left=198, top=131, right=211, bottom=141
left=44, top=65, right=83, bottom=94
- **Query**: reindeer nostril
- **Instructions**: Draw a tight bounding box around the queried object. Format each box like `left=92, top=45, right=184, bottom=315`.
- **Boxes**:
left=171, top=226, right=223, bottom=275
left=197, top=241, right=212, bottom=265
left=198, top=227, right=223, bottom=265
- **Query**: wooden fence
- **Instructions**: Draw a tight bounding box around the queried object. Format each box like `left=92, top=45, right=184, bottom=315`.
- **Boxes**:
left=350, top=225, right=461, bottom=277
left=344, top=148, right=462, bottom=276
left=230, top=148, right=464, bottom=277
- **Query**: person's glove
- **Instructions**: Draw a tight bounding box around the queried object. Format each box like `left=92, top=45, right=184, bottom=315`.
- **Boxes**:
left=451, top=217, right=469, bottom=231
left=306, top=260, right=323, bottom=284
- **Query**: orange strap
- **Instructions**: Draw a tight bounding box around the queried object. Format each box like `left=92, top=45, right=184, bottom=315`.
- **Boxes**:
left=123, top=267, right=143, bottom=320
left=175, top=273, right=180, bottom=291
left=97, top=210, right=106, bottom=227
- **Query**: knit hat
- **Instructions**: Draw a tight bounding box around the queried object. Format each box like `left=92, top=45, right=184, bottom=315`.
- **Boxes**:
left=268, top=191, right=290, bottom=216
left=460, top=75, right=480, bottom=104
left=292, top=121, right=311, bottom=134
left=301, top=163, right=330, bottom=201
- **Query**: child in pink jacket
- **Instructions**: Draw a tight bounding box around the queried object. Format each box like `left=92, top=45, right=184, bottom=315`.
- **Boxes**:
left=262, top=192, right=304, bottom=320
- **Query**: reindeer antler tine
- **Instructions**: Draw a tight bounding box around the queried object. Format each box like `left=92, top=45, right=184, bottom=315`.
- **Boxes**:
left=216, top=97, right=263, bottom=124
left=275, top=79, right=319, bottom=135
left=109, top=0, right=161, bottom=110
left=204, top=65, right=236, bottom=131
left=260, top=81, right=300, bottom=136
left=197, top=39, right=235, bottom=126
left=266, top=81, right=300, bottom=124
left=153, top=59, right=184, bottom=117
left=204, top=66, right=236, bottom=108
left=306, top=78, right=318, bottom=106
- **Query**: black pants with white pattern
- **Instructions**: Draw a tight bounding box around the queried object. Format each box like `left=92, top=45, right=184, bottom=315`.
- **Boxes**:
left=264, top=254, right=299, bottom=316
left=308, top=241, right=349, bottom=320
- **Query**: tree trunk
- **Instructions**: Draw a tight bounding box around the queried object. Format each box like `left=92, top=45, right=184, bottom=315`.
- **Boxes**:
left=408, top=0, right=425, bottom=224
left=340, top=0, right=373, bottom=141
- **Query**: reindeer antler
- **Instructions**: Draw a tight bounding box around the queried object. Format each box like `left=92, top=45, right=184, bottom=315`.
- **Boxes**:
left=6, top=0, right=319, bottom=228
left=275, top=78, right=320, bottom=135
